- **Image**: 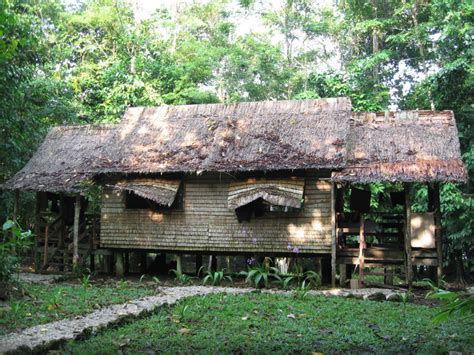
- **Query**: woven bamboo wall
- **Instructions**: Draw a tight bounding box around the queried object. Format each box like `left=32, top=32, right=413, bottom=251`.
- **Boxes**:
left=100, top=172, right=332, bottom=254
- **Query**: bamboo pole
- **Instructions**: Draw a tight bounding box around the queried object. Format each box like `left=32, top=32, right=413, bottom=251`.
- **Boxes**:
left=72, top=195, right=81, bottom=268
left=331, top=181, right=337, bottom=287
left=404, top=184, right=413, bottom=287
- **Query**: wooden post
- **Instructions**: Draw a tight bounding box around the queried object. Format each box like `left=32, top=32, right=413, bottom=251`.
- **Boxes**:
left=358, top=215, right=365, bottom=286
left=124, top=252, right=130, bottom=275
left=331, top=181, right=337, bottom=287
left=43, top=226, right=49, bottom=268
left=404, top=183, right=413, bottom=287
left=176, top=254, right=182, bottom=275
left=72, top=195, right=81, bottom=269
left=90, top=216, right=96, bottom=272
left=339, top=264, right=347, bottom=287
left=13, top=190, right=19, bottom=222
left=115, top=252, right=124, bottom=277
left=384, top=267, right=394, bottom=286
left=58, top=193, right=65, bottom=271
left=315, top=257, right=322, bottom=279
left=211, top=254, right=217, bottom=272
left=432, top=183, right=443, bottom=279
left=195, top=254, right=203, bottom=275
left=225, top=256, right=233, bottom=274
left=140, top=252, right=148, bottom=274
left=34, top=192, right=41, bottom=273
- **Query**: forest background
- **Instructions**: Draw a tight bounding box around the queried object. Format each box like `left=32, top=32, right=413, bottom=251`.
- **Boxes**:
left=0, top=0, right=472, bottom=280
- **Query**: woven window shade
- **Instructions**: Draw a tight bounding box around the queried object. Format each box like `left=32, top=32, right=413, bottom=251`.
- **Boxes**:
left=228, top=177, right=304, bottom=210
left=113, top=179, right=181, bottom=206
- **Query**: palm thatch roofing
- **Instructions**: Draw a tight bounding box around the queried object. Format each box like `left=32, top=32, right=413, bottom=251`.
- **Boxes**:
left=332, top=111, right=467, bottom=183
left=1, top=98, right=467, bottom=193
left=111, top=179, right=181, bottom=206
left=97, top=98, right=350, bottom=173
left=228, top=177, right=305, bottom=210
left=2, top=125, right=113, bottom=193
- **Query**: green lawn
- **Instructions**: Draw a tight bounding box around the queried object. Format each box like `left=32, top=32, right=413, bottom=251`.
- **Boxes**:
left=0, top=281, right=158, bottom=335
left=64, top=292, right=473, bottom=354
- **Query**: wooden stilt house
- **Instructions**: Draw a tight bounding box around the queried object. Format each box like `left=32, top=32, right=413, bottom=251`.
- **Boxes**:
left=2, top=98, right=467, bottom=286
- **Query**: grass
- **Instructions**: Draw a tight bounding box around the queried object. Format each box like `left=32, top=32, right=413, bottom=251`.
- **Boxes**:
left=63, top=292, right=474, bottom=354
left=0, top=280, right=158, bottom=335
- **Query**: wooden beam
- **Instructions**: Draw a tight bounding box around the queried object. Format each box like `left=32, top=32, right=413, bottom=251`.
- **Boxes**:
left=72, top=195, right=81, bottom=269
left=404, top=183, right=413, bottom=287
left=331, top=181, right=337, bottom=287
left=433, top=183, right=443, bottom=279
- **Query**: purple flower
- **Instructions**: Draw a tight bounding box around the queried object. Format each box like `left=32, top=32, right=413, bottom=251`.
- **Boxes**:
left=287, top=243, right=300, bottom=254
left=247, top=257, right=255, bottom=265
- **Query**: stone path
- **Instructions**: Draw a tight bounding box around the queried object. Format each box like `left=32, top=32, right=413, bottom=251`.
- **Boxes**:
left=17, top=273, right=64, bottom=284
left=0, top=286, right=403, bottom=354
left=0, top=286, right=252, bottom=354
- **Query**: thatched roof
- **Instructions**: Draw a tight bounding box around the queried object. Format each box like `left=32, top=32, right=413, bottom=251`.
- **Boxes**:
left=2, top=99, right=467, bottom=192
left=2, top=125, right=112, bottom=192
left=332, top=111, right=467, bottom=183
left=111, top=179, right=181, bottom=206
left=228, top=177, right=305, bottom=209
left=96, top=98, right=351, bottom=174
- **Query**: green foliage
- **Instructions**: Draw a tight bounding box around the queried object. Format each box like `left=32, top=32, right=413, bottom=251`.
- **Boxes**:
left=239, top=258, right=280, bottom=288
left=169, top=269, right=192, bottom=284
left=426, top=280, right=474, bottom=323
left=199, top=268, right=233, bottom=286
left=0, top=281, right=158, bottom=335
left=0, top=220, right=32, bottom=286
left=63, top=292, right=474, bottom=353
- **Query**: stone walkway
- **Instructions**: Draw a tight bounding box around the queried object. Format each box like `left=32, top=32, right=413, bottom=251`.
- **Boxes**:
left=0, top=286, right=252, bottom=354
left=0, top=286, right=403, bottom=354
left=17, top=273, right=64, bottom=284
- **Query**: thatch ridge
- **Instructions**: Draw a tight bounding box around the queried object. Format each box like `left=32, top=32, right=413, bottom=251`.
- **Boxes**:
left=3, top=124, right=113, bottom=192
left=333, top=110, right=467, bottom=182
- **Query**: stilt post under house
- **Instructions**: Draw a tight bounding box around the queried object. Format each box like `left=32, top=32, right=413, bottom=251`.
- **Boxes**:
left=404, top=183, right=413, bottom=287
left=72, top=195, right=81, bottom=269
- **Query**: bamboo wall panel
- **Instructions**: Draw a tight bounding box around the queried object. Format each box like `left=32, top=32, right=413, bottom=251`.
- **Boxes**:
left=100, top=172, right=332, bottom=253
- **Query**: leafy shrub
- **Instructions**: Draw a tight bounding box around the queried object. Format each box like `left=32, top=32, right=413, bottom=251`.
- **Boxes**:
left=0, top=220, right=33, bottom=298
left=426, top=281, right=474, bottom=322
left=199, top=268, right=233, bottom=286
left=239, top=258, right=280, bottom=288
left=273, top=264, right=321, bottom=290
left=169, top=269, right=192, bottom=284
